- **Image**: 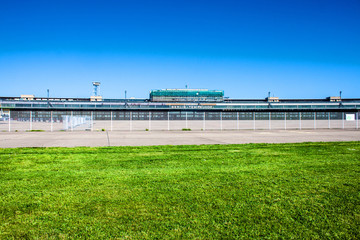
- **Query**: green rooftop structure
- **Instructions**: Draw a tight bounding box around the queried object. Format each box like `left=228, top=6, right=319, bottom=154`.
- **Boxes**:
left=150, top=89, right=224, bottom=102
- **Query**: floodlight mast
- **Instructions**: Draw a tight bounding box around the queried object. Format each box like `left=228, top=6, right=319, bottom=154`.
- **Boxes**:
left=92, top=82, right=101, bottom=96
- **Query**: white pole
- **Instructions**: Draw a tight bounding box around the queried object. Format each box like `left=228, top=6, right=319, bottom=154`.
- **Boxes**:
left=342, top=112, right=344, bottom=129
left=30, top=111, right=32, bottom=131
left=328, top=112, right=330, bottom=129
left=203, top=112, right=206, bottom=131
left=110, top=111, right=113, bottom=131
left=8, top=110, right=11, bottom=132
left=237, top=112, right=239, bottom=130
left=269, top=112, right=271, bottom=130
left=186, top=112, right=188, bottom=129
left=71, top=111, right=73, bottom=132
left=357, top=112, right=359, bottom=129
left=149, top=111, right=151, bottom=131
left=91, top=111, right=93, bottom=131
left=299, top=112, right=302, bottom=130
left=167, top=112, right=170, bottom=131
left=51, top=111, right=53, bottom=132
left=284, top=112, right=286, bottom=130
left=130, top=111, right=132, bottom=131
left=314, top=112, right=316, bottom=130
left=220, top=112, right=222, bottom=131
left=253, top=112, right=256, bottom=130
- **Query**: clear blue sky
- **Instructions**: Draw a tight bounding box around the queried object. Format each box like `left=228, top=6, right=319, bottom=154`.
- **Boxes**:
left=1, top=0, right=359, bottom=99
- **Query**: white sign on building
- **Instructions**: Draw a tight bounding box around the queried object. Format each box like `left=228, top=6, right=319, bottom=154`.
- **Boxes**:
left=346, top=114, right=355, bottom=121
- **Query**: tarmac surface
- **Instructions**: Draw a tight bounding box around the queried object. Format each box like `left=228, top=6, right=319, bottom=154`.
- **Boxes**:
left=0, top=129, right=359, bottom=148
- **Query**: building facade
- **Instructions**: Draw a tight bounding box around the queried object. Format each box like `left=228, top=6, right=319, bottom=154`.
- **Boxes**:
left=0, top=89, right=359, bottom=131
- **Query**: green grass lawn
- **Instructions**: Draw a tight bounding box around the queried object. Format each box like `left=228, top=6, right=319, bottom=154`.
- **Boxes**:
left=0, top=142, right=359, bottom=239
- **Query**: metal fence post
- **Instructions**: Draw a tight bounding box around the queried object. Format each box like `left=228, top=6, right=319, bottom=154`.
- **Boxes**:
left=253, top=112, right=256, bottom=130
left=30, top=110, right=32, bottom=131
left=8, top=110, right=11, bottom=132
left=328, top=112, right=330, bottom=129
left=186, top=112, right=188, bottom=129
left=220, top=112, right=222, bottom=131
left=51, top=111, right=53, bottom=132
left=110, top=111, right=113, bottom=131
left=357, top=112, right=359, bottom=129
left=269, top=112, right=271, bottom=130
left=237, top=112, right=239, bottom=130
left=314, top=112, right=316, bottom=130
left=299, top=112, right=302, bottom=130
left=203, top=112, right=206, bottom=131
left=71, top=111, right=73, bottom=131
left=168, top=111, right=170, bottom=131
left=284, top=112, right=286, bottom=130
left=342, top=112, right=344, bottom=129
left=91, top=111, right=93, bottom=131
left=149, top=111, right=151, bottom=131
left=130, top=111, right=132, bottom=131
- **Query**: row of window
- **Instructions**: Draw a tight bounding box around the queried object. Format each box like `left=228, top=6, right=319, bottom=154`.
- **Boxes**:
left=1, top=102, right=359, bottom=110
left=8, top=111, right=354, bottom=121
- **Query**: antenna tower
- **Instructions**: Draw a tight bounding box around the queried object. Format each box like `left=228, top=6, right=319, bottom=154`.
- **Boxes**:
left=92, top=82, right=101, bottom=96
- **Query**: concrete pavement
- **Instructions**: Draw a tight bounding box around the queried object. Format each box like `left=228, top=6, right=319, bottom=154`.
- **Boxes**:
left=0, top=129, right=359, bottom=148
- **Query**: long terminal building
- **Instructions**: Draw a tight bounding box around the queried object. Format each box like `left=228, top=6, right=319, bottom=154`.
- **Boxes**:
left=0, top=89, right=359, bottom=131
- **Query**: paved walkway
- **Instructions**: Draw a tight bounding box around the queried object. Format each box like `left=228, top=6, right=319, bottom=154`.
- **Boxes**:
left=1, top=129, right=359, bottom=148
